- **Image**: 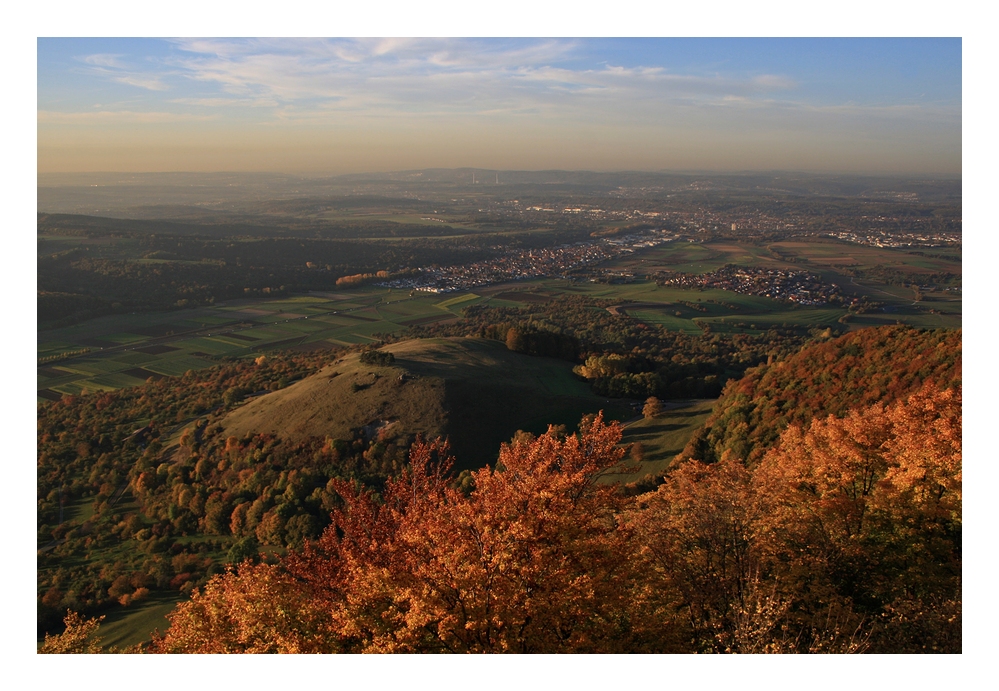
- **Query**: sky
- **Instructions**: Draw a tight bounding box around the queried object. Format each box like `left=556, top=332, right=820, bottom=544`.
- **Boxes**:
left=37, top=37, right=960, bottom=176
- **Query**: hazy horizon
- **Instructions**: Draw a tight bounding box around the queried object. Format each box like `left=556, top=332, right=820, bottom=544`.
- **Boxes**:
left=38, top=38, right=961, bottom=176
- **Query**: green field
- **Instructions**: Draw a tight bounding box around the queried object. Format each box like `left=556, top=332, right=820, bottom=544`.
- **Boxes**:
left=436, top=293, right=481, bottom=310
left=37, top=288, right=461, bottom=401
left=502, top=234, right=961, bottom=333
left=91, top=592, right=185, bottom=650
left=616, top=399, right=717, bottom=483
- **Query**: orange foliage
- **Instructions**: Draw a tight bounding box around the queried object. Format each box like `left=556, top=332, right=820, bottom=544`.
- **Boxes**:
left=150, top=386, right=960, bottom=654
left=153, top=562, right=339, bottom=653
left=752, top=384, right=962, bottom=608
left=755, top=385, right=961, bottom=548
left=630, top=384, right=961, bottom=652
left=158, top=414, right=676, bottom=653
left=684, top=325, right=961, bottom=465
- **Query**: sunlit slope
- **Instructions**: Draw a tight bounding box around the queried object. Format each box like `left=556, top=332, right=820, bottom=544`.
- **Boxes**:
left=219, top=347, right=447, bottom=446
left=220, top=337, right=632, bottom=469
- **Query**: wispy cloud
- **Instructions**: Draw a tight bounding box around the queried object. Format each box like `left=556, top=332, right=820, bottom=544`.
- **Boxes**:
left=78, top=52, right=170, bottom=92
left=61, top=40, right=956, bottom=130
left=81, top=53, right=125, bottom=68
left=139, top=39, right=804, bottom=124
left=114, top=75, right=168, bottom=91
left=38, top=110, right=215, bottom=124
left=168, top=96, right=279, bottom=108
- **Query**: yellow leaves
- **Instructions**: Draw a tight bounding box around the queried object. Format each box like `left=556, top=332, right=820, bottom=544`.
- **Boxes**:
left=154, top=563, right=342, bottom=654
left=38, top=612, right=105, bottom=654
left=754, top=384, right=962, bottom=545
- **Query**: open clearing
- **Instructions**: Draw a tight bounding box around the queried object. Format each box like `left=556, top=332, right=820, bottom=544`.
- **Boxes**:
left=615, top=399, right=717, bottom=483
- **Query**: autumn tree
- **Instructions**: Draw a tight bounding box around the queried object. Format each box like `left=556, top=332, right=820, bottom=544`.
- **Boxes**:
left=629, top=456, right=760, bottom=651
left=38, top=612, right=106, bottom=654
left=751, top=384, right=962, bottom=652
left=643, top=396, right=663, bottom=419
left=153, top=562, right=338, bottom=653
left=156, top=414, right=680, bottom=653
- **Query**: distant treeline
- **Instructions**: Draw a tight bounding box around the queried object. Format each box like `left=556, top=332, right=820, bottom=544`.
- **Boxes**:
left=38, top=213, right=466, bottom=239
left=406, top=294, right=812, bottom=400
left=37, top=233, right=493, bottom=326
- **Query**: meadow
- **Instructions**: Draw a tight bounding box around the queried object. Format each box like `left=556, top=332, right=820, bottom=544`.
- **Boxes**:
left=616, top=399, right=717, bottom=483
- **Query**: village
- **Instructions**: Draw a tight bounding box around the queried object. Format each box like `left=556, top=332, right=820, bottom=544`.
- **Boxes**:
left=378, top=230, right=677, bottom=293
left=652, top=264, right=845, bottom=306
left=821, top=229, right=962, bottom=249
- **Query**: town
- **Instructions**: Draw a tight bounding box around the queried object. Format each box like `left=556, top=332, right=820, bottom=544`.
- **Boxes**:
left=821, top=229, right=962, bottom=249
left=652, top=264, right=846, bottom=306
left=379, top=229, right=678, bottom=293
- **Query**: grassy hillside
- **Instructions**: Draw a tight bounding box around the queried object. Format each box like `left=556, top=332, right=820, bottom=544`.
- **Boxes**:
left=221, top=337, right=634, bottom=470
left=616, top=400, right=716, bottom=483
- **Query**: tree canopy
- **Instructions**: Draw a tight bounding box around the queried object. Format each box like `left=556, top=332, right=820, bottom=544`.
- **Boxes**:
left=146, top=386, right=960, bottom=653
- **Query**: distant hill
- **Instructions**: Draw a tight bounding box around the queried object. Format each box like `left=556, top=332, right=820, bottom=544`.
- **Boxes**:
left=680, top=325, right=962, bottom=465
left=221, top=337, right=633, bottom=470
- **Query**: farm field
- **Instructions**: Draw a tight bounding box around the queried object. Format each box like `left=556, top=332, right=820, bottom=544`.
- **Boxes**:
left=604, top=237, right=961, bottom=278
left=35, top=279, right=608, bottom=402
left=38, top=237, right=960, bottom=402
left=542, top=235, right=961, bottom=331
left=38, top=288, right=458, bottom=401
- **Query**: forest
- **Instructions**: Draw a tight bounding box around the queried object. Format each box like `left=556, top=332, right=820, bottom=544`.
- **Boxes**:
left=38, top=325, right=961, bottom=653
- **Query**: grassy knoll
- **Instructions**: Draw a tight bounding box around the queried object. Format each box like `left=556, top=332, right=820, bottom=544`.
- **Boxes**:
left=615, top=399, right=717, bottom=483
left=220, top=337, right=633, bottom=470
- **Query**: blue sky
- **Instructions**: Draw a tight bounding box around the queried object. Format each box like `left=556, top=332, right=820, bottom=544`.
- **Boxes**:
left=37, top=38, right=962, bottom=174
